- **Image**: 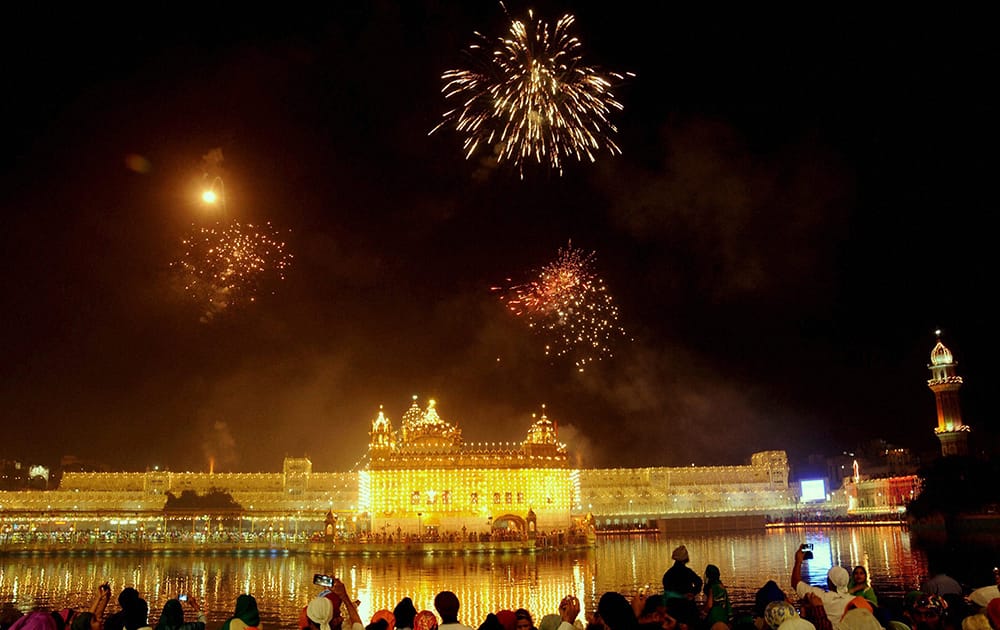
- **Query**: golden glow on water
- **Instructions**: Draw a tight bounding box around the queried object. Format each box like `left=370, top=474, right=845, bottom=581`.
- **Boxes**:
left=0, top=528, right=928, bottom=629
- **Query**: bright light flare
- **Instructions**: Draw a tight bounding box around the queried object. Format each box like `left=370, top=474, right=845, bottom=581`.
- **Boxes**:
left=202, top=190, right=218, bottom=204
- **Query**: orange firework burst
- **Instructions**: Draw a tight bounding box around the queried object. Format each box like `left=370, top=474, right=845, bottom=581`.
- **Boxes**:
left=432, top=9, right=632, bottom=177
left=496, top=243, right=627, bottom=370
left=172, top=220, right=293, bottom=321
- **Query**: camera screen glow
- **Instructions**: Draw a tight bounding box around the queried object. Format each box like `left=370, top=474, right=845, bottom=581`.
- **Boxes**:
left=800, top=479, right=826, bottom=502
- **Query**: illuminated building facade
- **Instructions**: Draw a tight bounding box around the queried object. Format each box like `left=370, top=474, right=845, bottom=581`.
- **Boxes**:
left=364, top=398, right=574, bottom=534
left=846, top=474, right=921, bottom=515
left=578, top=451, right=791, bottom=524
left=927, top=331, right=970, bottom=456
left=0, top=398, right=796, bottom=534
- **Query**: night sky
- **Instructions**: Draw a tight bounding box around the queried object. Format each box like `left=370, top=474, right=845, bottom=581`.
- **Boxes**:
left=2, top=5, right=996, bottom=474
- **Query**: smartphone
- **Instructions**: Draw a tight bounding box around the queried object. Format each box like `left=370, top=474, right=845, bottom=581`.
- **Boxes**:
left=313, top=573, right=334, bottom=587
left=178, top=594, right=188, bottom=602
left=802, top=543, right=814, bottom=560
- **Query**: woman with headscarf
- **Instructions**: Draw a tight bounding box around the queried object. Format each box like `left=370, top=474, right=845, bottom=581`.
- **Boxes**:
left=221, top=595, right=261, bottom=630
left=848, top=568, right=878, bottom=608
left=703, top=565, right=732, bottom=628
left=154, top=598, right=206, bottom=630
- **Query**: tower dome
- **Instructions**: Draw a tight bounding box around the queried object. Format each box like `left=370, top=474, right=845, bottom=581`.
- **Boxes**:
left=930, top=331, right=954, bottom=366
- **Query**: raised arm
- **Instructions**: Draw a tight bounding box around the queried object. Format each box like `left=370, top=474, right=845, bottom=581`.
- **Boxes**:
left=791, top=545, right=806, bottom=590
left=90, top=583, right=112, bottom=618
left=333, top=579, right=363, bottom=628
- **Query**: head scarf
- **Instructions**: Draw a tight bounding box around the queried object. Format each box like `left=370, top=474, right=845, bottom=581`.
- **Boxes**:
left=222, top=595, right=260, bottom=630
left=839, top=610, right=881, bottom=630
left=10, top=613, right=59, bottom=630
left=537, top=616, right=561, bottom=630
left=755, top=582, right=787, bottom=617
left=986, top=599, right=1000, bottom=630
left=598, top=592, right=638, bottom=630
left=777, top=619, right=816, bottom=630
left=672, top=546, right=689, bottom=563
left=155, top=600, right=185, bottom=630
left=372, top=611, right=395, bottom=630
left=970, top=588, right=1000, bottom=609
left=308, top=596, right=334, bottom=630
left=393, top=599, right=417, bottom=630
left=961, top=614, right=990, bottom=630
left=843, top=598, right=874, bottom=619
left=764, top=602, right=797, bottom=630
left=827, top=568, right=850, bottom=595
left=496, top=610, right=517, bottom=630
left=414, top=611, right=438, bottom=630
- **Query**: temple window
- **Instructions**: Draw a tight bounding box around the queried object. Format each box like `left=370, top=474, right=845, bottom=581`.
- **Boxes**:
left=505, top=492, right=512, bottom=504
left=411, top=491, right=420, bottom=505
left=493, top=492, right=501, bottom=504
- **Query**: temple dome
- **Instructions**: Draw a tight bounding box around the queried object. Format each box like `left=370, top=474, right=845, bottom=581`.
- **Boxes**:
left=525, top=407, right=558, bottom=445
left=401, top=398, right=462, bottom=447
left=401, top=396, right=424, bottom=427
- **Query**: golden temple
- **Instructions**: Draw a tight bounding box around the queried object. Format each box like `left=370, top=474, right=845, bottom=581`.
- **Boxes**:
left=0, top=397, right=794, bottom=538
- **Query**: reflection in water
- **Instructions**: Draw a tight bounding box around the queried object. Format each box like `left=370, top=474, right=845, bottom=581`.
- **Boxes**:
left=0, top=527, right=930, bottom=629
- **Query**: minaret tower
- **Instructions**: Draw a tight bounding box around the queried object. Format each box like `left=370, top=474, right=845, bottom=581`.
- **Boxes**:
left=927, top=330, right=970, bottom=456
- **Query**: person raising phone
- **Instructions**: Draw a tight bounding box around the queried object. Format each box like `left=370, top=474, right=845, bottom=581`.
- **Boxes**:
left=791, top=544, right=852, bottom=630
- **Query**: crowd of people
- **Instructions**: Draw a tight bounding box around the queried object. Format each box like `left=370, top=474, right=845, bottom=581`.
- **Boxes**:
left=1, top=544, right=998, bottom=630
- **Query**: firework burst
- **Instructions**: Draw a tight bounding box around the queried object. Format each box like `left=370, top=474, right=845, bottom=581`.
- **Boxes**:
left=495, top=243, right=627, bottom=370
left=432, top=9, right=631, bottom=176
left=172, top=220, right=293, bottom=321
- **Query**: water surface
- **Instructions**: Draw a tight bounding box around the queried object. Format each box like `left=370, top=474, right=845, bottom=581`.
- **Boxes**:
left=0, top=527, right=947, bottom=630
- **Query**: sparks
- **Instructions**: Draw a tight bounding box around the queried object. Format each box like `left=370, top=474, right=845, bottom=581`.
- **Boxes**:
left=172, top=220, right=293, bottom=321
left=432, top=10, right=631, bottom=177
left=496, top=243, right=628, bottom=369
